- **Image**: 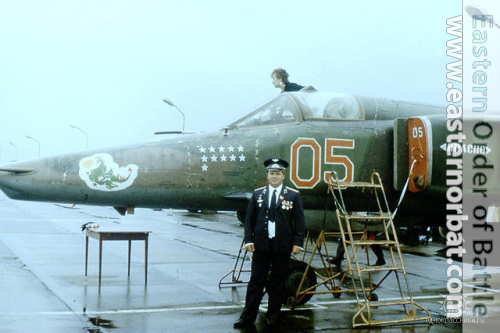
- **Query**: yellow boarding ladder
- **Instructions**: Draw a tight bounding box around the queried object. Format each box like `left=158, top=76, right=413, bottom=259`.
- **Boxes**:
left=329, top=171, right=431, bottom=327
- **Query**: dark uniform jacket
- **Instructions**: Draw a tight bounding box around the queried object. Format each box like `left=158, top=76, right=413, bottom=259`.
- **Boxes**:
left=244, top=185, right=305, bottom=252
left=284, top=82, right=304, bottom=92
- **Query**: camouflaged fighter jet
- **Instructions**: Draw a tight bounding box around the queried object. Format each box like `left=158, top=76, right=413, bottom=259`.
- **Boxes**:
left=0, top=87, right=497, bottom=232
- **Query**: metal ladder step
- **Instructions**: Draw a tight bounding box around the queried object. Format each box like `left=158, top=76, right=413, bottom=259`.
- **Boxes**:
left=367, top=299, right=414, bottom=307
left=340, top=213, right=391, bottom=220
left=357, top=265, right=403, bottom=273
left=329, top=183, right=383, bottom=190
left=347, top=240, right=397, bottom=246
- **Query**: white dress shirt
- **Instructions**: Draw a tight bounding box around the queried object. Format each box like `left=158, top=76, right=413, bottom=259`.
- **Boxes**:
left=268, top=184, right=282, bottom=239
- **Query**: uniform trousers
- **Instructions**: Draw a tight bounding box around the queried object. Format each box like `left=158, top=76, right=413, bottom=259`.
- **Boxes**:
left=240, top=247, right=290, bottom=323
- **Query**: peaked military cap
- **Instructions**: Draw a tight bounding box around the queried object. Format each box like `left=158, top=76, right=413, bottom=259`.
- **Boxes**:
left=264, top=158, right=289, bottom=171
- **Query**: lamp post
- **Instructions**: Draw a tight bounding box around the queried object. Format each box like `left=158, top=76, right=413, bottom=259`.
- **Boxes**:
left=25, top=135, right=41, bottom=156
left=69, top=125, right=89, bottom=149
left=465, top=5, right=500, bottom=29
left=163, top=98, right=185, bottom=133
left=9, top=142, right=19, bottom=161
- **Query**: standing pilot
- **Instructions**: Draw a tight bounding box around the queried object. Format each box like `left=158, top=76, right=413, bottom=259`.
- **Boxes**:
left=234, top=158, right=305, bottom=328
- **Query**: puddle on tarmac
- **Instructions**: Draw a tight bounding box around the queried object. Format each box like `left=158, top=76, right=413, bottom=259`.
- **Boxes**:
left=89, top=317, right=117, bottom=329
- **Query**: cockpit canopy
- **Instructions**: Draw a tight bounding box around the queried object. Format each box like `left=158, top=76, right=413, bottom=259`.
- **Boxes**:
left=298, top=91, right=364, bottom=120
left=229, top=88, right=364, bottom=129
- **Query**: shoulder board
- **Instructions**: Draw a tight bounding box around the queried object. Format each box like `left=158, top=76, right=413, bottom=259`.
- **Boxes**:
left=285, top=186, right=299, bottom=193
left=254, top=186, right=266, bottom=192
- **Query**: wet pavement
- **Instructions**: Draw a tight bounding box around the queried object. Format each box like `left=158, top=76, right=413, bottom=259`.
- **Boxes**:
left=0, top=191, right=494, bottom=332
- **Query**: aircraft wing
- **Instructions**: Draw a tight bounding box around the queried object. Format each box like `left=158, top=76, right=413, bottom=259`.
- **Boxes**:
left=0, top=167, right=35, bottom=174
left=223, top=192, right=253, bottom=200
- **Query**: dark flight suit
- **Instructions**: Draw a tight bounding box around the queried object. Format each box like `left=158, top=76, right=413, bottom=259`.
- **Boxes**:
left=240, top=185, right=305, bottom=323
left=283, top=82, right=304, bottom=92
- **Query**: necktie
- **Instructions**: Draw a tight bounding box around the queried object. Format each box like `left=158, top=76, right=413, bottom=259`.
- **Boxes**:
left=270, top=189, right=276, bottom=221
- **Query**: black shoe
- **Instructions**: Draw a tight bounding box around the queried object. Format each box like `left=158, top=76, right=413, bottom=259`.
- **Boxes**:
left=234, top=318, right=254, bottom=328
left=375, top=259, right=386, bottom=266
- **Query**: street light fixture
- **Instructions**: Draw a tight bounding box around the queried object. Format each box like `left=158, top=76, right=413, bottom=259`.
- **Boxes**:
left=163, top=98, right=185, bottom=132
left=465, top=5, right=500, bottom=29
left=25, top=135, right=41, bottom=156
left=69, top=125, right=89, bottom=149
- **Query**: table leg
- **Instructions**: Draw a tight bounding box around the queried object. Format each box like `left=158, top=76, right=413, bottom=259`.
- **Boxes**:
left=99, top=239, right=103, bottom=286
left=128, top=239, right=132, bottom=277
left=85, top=236, right=89, bottom=276
left=145, top=235, right=149, bottom=284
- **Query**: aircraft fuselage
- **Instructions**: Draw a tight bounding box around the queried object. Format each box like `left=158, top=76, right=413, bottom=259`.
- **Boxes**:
left=0, top=90, right=463, bottom=230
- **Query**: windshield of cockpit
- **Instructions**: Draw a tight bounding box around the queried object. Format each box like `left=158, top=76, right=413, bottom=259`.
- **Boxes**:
left=295, top=92, right=364, bottom=120
left=230, top=94, right=299, bottom=128
left=228, top=91, right=363, bottom=130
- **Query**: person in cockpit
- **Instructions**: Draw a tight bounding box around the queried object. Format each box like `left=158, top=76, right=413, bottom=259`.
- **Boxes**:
left=271, top=68, right=304, bottom=93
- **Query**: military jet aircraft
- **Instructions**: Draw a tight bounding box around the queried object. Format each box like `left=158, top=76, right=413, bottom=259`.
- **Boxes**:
left=0, top=87, right=497, bottom=233
left=3, top=86, right=499, bottom=310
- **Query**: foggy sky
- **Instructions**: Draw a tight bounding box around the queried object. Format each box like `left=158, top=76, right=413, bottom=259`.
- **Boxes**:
left=0, top=0, right=467, bottom=162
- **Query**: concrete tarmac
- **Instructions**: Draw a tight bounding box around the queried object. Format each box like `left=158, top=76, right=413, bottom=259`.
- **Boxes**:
left=0, top=191, right=495, bottom=332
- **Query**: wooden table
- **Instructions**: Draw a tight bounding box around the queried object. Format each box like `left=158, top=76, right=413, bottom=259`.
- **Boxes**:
left=85, top=229, right=152, bottom=286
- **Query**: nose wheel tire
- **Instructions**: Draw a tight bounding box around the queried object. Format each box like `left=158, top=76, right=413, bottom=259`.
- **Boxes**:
left=284, top=260, right=317, bottom=306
